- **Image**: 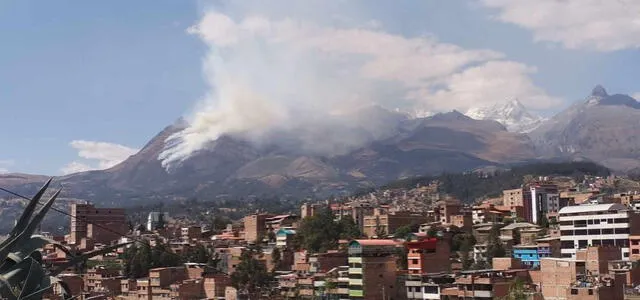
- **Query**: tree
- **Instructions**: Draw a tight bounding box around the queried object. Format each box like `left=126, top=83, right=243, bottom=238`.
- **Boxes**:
left=538, top=214, right=550, bottom=228
left=452, top=233, right=476, bottom=252
left=460, top=249, right=473, bottom=270
left=138, top=243, right=152, bottom=276
left=296, top=208, right=340, bottom=253
left=501, top=278, right=528, bottom=300
left=393, top=225, right=412, bottom=240
left=186, top=244, right=210, bottom=264
left=337, top=216, right=361, bottom=239
left=513, top=229, right=521, bottom=245
left=271, top=247, right=281, bottom=271
left=374, top=217, right=387, bottom=238
left=426, top=226, right=438, bottom=238
left=231, top=249, right=273, bottom=300
left=267, top=231, right=276, bottom=243
left=396, top=246, right=408, bottom=270
left=485, top=224, right=506, bottom=264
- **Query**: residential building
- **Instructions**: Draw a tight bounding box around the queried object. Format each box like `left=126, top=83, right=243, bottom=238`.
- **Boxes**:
left=406, top=238, right=450, bottom=274
left=147, top=212, right=168, bottom=231
left=362, top=211, right=428, bottom=238
left=405, top=273, right=455, bottom=300
left=69, top=203, right=127, bottom=245
left=529, top=184, right=559, bottom=224
left=440, top=269, right=531, bottom=299
left=276, top=228, right=296, bottom=248
left=348, top=240, right=399, bottom=299
left=243, top=214, right=272, bottom=243
left=539, top=246, right=627, bottom=300
left=630, top=235, right=640, bottom=260
left=317, top=266, right=349, bottom=300
left=559, top=203, right=637, bottom=259
left=432, top=199, right=462, bottom=224
left=512, top=245, right=541, bottom=269
left=503, top=188, right=525, bottom=207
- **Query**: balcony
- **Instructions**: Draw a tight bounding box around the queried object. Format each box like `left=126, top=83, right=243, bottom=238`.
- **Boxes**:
left=475, top=290, right=494, bottom=298
left=348, top=257, right=362, bottom=263
left=349, top=268, right=362, bottom=274
left=349, top=290, right=364, bottom=297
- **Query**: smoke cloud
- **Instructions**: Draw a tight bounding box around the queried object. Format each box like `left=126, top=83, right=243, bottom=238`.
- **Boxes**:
left=159, top=1, right=558, bottom=169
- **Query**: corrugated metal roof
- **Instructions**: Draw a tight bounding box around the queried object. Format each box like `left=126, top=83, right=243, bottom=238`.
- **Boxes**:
left=558, top=203, right=626, bottom=214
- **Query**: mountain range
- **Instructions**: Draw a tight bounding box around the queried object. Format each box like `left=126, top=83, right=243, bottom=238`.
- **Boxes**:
left=1, top=85, right=639, bottom=204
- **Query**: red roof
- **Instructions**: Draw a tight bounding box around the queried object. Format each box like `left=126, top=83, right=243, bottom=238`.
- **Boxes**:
left=407, top=238, right=438, bottom=249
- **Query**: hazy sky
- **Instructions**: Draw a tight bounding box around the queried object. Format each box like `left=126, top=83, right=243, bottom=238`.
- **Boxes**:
left=1, top=0, right=639, bottom=175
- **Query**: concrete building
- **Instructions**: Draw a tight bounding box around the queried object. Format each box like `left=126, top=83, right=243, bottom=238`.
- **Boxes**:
left=529, top=184, right=560, bottom=224
left=536, top=246, right=627, bottom=299
left=630, top=235, right=640, bottom=261
left=146, top=212, right=168, bottom=231
left=275, top=228, right=296, bottom=248
left=362, top=211, right=428, bottom=238
left=406, top=238, right=451, bottom=274
left=181, top=226, right=201, bottom=241
left=405, top=273, right=455, bottom=300
left=69, top=203, right=127, bottom=245
left=243, top=214, right=272, bottom=243
left=440, top=269, right=531, bottom=299
left=503, top=188, right=525, bottom=207
left=432, top=200, right=462, bottom=224
left=348, top=240, right=399, bottom=299
left=559, top=204, right=636, bottom=259
left=317, top=266, right=350, bottom=300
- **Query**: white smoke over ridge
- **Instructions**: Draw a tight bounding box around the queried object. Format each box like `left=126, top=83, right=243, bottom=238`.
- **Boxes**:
left=159, top=3, right=559, bottom=169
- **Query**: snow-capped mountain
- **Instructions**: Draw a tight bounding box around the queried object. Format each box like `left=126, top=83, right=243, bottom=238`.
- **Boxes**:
left=465, top=99, right=545, bottom=133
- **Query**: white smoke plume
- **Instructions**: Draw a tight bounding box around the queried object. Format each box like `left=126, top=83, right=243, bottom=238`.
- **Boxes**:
left=159, top=1, right=558, bottom=169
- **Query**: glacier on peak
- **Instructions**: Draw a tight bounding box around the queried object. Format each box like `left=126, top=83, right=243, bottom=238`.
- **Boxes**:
left=465, top=99, right=545, bottom=133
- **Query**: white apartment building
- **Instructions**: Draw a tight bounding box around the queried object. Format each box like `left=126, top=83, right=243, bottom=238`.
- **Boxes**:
left=559, top=203, right=633, bottom=259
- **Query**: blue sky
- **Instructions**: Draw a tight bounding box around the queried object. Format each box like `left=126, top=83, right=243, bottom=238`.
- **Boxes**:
left=1, top=0, right=639, bottom=175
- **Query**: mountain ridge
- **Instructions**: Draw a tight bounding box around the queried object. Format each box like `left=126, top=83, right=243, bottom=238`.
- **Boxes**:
left=2, top=85, right=639, bottom=204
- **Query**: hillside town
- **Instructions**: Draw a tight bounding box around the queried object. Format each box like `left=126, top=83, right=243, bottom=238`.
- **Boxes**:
left=25, top=173, right=640, bottom=300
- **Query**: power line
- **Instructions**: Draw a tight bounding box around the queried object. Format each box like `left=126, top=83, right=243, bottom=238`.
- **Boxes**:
left=0, top=185, right=222, bottom=274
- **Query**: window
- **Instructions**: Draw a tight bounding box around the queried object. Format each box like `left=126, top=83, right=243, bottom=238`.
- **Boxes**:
left=614, top=218, right=629, bottom=224
left=588, top=229, right=600, bottom=235
left=601, top=229, right=614, bottom=235
left=561, top=230, right=573, bottom=236
left=615, top=228, right=629, bottom=234
left=633, top=249, right=639, bottom=255
left=575, top=230, right=587, bottom=235
left=616, top=239, right=629, bottom=247
left=588, top=289, right=593, bottom=295
left=571, top=289, right=578, bottom=295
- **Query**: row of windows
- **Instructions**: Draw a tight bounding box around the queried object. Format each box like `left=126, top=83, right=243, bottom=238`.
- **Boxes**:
left=561, top=239, right=630, bottom=249
left=407, top=286, right=438, bottom=294
left=559, top=218, right=629, bottom=226
left=560, top=228, right=629, bottom=236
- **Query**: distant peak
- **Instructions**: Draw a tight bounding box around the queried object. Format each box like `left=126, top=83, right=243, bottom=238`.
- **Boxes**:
left=591, top=85, right=608, bottom=98
left=508, top=98, right=525, bottom=107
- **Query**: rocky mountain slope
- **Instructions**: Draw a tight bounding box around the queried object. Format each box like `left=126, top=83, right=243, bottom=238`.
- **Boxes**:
left=1, top=111, right=536, bottom=204
left=466, top=99, right=545, bottom=133
left=530, top=85, right=640, bottom=171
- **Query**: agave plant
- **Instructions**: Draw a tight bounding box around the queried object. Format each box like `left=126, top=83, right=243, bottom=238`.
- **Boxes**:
left=0, top=179, right=129, bottom=300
